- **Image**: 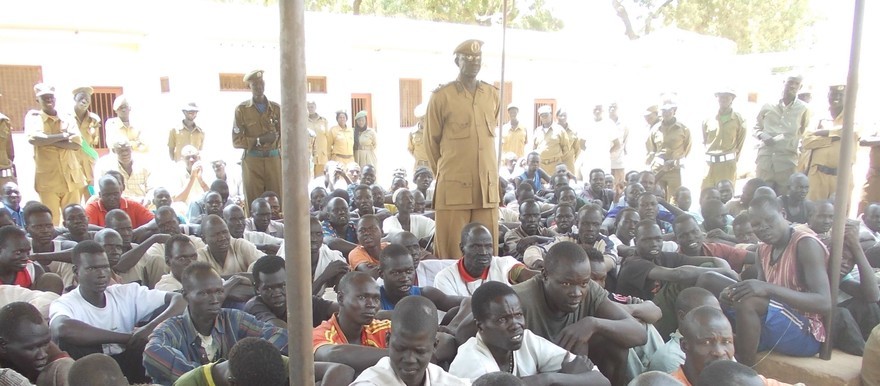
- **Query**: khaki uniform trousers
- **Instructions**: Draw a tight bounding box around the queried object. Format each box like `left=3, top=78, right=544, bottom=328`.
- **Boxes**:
left=39, top=190, right=81, bottom=226
left=434, top=208, right=499, bottom=260
left=702, top=160, right=737, bottom=190
left=861, top=174, right=880, bottom=214
left=242, top=154, right=282, bottom=213
left=656, top=167, right=682, bottom=202
left=807, top=166, right=852, bottom=203
left=314, top=163, right=325, bottom=180
left=756, top=157, right=796, bottom=196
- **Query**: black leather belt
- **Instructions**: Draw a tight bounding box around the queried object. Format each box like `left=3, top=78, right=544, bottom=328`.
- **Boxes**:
left=817, top=165, right=838, bottom=176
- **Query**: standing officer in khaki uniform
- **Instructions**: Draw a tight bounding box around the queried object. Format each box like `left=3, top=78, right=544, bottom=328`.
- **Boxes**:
left=168, top=102, right=204, bottom=161
left=0, top=92, right=16, bottom=186
left=425, top=39, right=501, bottom=259
left=71, top=87, right=100, bottom=198
left=308, top=100, right=329, bottom=178
left=800, top=84, right=855, bottom=202
left=233, top=70, right=282, bottom=211
left=556, top=108, right=578, bottom=171
left=528, top=105, right=571, bottom=175
left=754, top=75, right=810, bottom=195
left=25, top=84, right=86, bottom=224
left=105, top=95, right=149, bottom=153
left=328, top=110, right=354, bottom=164
left=646, top=97, right=691, bottom=201
left=701, top=87, right=746, bottom=190
left=500, top=104, right=527, bottom=159
left=407, top=103, right=430, bottom=172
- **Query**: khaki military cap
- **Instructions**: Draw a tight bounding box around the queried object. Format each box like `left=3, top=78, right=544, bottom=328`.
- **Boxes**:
left=829, top=84, right=845, bottom=92
left=454, top=39, right=483, bottom=55
left=643, top=105, right=659, bottom=116
left=507, top=103, right=519, bottom=111
left=112, top=95, right=129, bottom=111
left=243, top=70, right=264, bottom=83
left=72, top=86, right=94, bottom=97
left=34, top=83, right=55, bottom=97
left=537, top=105, right=552, bottom=115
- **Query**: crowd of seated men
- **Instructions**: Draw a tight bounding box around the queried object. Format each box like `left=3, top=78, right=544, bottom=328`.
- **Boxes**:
left=3, top=151, right=880, bottom=386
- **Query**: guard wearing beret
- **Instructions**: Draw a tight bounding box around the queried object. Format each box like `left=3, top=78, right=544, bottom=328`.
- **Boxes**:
left=25, top=83, right=85, bottom=224
left=105, top=94, right=148, bottom=153
left=800, top=84, right=855, bottom=202
left=701, top=87, right=746, bottom=190
left=233, top=70, right=282, bottom=213
left=424, top=39, right=501, bottom=259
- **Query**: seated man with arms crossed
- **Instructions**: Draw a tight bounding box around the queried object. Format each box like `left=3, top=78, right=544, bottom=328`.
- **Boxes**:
left=143, top=262, right=288, bottom=385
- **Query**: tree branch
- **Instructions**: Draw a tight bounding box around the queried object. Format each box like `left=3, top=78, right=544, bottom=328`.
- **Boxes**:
left=611, top=0, right=639, bottom=40
left=352, top=0, right=362, bottom=14
left=644, top=0, right=674, bottom=34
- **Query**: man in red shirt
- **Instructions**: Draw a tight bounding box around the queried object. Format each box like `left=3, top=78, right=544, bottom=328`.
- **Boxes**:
left=674, top=214, right=755, bottom=273
left=85, top=175, right=153, bottom=227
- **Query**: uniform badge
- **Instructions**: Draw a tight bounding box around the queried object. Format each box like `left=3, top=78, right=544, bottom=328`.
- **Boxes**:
left=233, top=127, right=241, bottom=134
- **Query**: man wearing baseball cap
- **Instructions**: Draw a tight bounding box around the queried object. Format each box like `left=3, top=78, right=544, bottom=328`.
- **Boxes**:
left=424, top=39, right=501, bottom=259
left=168, top=102, right=204, bottom=161
left=24, top=83, right=86, bottom=225
left=701, top=87, right=747, bottom=190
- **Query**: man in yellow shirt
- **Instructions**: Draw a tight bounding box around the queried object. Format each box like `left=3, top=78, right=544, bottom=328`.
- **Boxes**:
left=232, top=70, right=282, bottom=209
left=407, top=103, right=430, bottom=172
left=702, top=88, right=747, bottom=190
left=25, top=84, right=86, bottom=225
left=308, top=100, right=330, bottom=178
left=329, top=110, right=354, bottom=164
left=647, top=97, right=691, bottom=201
left=501, top=104, right=527, bottom=159
left=529, top=105, right=571, bottom=175
left=71, top=86, right=100, bottom=197
left=167, top=102, right=204, bottom=161
left=105, top=95, right=148, bottom=153
left=800, top=84, right=855, bottom=202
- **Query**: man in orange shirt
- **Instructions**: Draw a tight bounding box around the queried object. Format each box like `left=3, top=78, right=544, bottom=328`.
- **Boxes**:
left=313, top=272, right=391, bottom=373
left=348, top=215, right=387, bottom=278
left=85, top=175, right=154, bottom=228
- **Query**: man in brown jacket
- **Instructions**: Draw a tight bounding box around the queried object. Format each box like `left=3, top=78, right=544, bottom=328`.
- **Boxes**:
left=425, top=39, right=500, bottom=259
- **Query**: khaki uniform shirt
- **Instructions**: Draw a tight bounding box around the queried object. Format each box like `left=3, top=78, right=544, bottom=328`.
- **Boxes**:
left=196, top=238, right=262, bottom=276
left=800, top=114, right=856, bottom=170
left=755, top=99, right=810, bottom=162
left=105, top=117, right=148, bottom=153
left=168, top=124, right=205, bottom=161
left=328, top=125, right=354, bottom=158
left=703, top=110, right=746, bottom=158
left=407, top=124, right=430, bottom=166
left=646, top=119, right=691, bottom=171
left=501, top=122, right=528, bottom=158
left=0, top=114, right=13, bottom=170
left=308, top=115, right=330, bottom=165
left=232, top=98, right=281, bottom=151
left=528, top=124, right=571, bottom=165
left=75, top=111, right=102, bottom=148
left=25, top=110, right=85, bottom=193
left=425, top=80, right=501, bottom=210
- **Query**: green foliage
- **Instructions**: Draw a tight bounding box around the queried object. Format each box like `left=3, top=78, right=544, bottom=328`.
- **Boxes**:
left=648, top=0, right=814, bottom=53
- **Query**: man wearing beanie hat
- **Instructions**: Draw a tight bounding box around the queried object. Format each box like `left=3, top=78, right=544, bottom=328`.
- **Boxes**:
left=25, top=83, right=86, bottom=224
left=424, top=39, right=501, bottom=259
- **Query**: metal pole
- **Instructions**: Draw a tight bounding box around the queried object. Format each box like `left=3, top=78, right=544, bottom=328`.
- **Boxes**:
left=822, top=0, right=864, bottom=360
left=279, top=0, right=314, bottom=383
left=496, top=0, right=509, bottom=168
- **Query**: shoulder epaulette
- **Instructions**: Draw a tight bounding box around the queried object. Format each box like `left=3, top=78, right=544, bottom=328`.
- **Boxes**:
left=481, top=80, right=499, bottom=90
left=433, top=81, right=455, bottom=93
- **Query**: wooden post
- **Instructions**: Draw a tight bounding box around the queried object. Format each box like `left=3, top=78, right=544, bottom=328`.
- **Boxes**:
left=822, top=0, right=864, bottom=360
left=279, top=0, right=314, bottom=383
left=496, top=0, right=509, bottom=168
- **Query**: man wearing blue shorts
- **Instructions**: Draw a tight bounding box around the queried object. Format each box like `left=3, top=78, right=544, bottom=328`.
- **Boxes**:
left=718, top=196, right=831, bottom=365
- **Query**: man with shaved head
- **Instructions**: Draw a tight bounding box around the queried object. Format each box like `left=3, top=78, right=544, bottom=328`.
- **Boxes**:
left=675, top=214, right=754, bottom=273
left=138, top=206, right=205, bottom=288
left=347, top=215, right=387, bottom=278
left=434, top=223, right=536, bottom=296
left=322, top=196, right=359, bottom=256
left=223, top=204, right=281, bottom=255
left=56, top=204, right=94, bottom=242
left=669, top=306, right=735, bottom=385
left=85, top=175, right=154, bottom=227
left=186, top=180, right=233, bottom=224
left=103, top=209, right=171, bottom=287
left=377, top=244, right=464, bottom=312
left=647, top=287, right=720, bottom=372
left=67, top=353, right=127, bottom=386
left=313, top=272, right=392, bottom=373
left=0, top=302, right=73, bottom=385
left=246, top=197, right=284, bottom=237
left=196, top=214, right=262, bottom=276
left=629, top=371, right=684, bottom=386
left=780, top=173, right=811, bottom=224
left=697, top=360, right=767, bottom=386
left=353, top=296, right=469, bottom=385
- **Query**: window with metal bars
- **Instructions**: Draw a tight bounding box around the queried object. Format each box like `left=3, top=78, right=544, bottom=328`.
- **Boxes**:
left=0, top=65, right=43, bottom=132
left=219, top=73, right=248, bottom=91
left=399, top=79, right=422, bottom=127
